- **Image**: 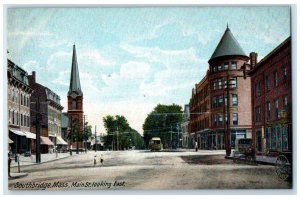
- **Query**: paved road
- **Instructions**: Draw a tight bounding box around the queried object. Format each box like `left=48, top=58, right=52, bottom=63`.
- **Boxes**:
left=8, top=150, right=291, bottom=190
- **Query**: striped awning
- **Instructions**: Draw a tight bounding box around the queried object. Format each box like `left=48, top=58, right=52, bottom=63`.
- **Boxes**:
left=40, top=136, right=54, bottom=146
left=56, top=136, right=68, bottom=145
left=9, top=129, right=26, bottom=137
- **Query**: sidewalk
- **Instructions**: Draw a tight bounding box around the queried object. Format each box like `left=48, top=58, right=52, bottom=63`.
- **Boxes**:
left=9, top=172, right=28, bottom=179
left=10, top=152, right=77, bottom=167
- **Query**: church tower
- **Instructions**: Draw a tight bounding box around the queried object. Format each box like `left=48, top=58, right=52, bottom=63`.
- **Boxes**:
left=67, top=44, right=84, bottom=149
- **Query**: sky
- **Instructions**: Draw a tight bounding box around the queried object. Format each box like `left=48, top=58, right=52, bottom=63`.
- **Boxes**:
left=6, top=6, right=290, bottom=134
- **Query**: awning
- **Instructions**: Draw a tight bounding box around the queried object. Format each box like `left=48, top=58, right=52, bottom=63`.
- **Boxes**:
left=9, top=129, right=26, bottom=137
left=56, top=136, right=68, bottom=145
left=40, top=136, right=54, bottom=145
left=8, top=137, right=14, bottom=144
left=23, top=131, right=36, bottom=139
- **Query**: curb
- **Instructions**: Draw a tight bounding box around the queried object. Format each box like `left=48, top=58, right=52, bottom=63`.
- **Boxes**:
left=10, top=153, right=85, bottom=168
left=9, top=173, right=28, bottom=179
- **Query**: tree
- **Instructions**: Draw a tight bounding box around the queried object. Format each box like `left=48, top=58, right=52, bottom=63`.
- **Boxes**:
left=143, top=104, right=183, bottom=149
left=103, top=115, right=144, bottom=150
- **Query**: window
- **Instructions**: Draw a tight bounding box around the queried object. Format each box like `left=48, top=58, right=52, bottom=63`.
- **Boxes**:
left=219, top=115, right=223, bottom=125
left=218, top=96, right=223, bottom=107
left=231, top=61, right=237, bottom=70
left=224, top=62, right=229, bottom=70
left=274, top=71, right=278, bottom=86
left=275, top=99, right=279, bottom=119
left=213, top=97, right=217, bottom=108
left=213, top=80, right=217, bottom=90
left=218, top=79, right=222, bottom=89
left=12, top=111, right=15, bottom=124
left=231, top=77, right=237, bottom=88
left=214, top=115, right=217, bottom=125
left=213, top=66, right=217, bottom=72
left=21, top=114, right=23, bottom=126
left=232, top=94, right=238, bottom=106
left=9, top=110, right=11, bottom=124
left=255, top=81, right=261, bottom=97
left=232, top=113, right=238, bottom=125
left=267, top=102, right=271, bottom=120
left=255, top=106, right=261, bottom=122
left=218, top=65, right=222, bottom=71
left=283, top=65, right=287, bottom=83
left=266, top=76, right=270, bottom=92
left=283, top=96, right=288, bottom=109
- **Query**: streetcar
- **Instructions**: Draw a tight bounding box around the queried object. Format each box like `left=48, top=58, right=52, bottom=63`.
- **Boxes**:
left=149, top=137, right=163, bottom=151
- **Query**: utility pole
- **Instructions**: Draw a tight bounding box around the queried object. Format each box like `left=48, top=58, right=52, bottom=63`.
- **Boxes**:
left=76, top=119, right=79, bottom=154
left=95, top=125, right=97, bottom=152
left=116, top=126, right=119, bottom=151
left=35, top=97, right=41, bottom=163
left=69, top=116, right=73, bottom=156
left=83, top=115, right=87, bottom=153
left=225, top=71, right=232, bottom=157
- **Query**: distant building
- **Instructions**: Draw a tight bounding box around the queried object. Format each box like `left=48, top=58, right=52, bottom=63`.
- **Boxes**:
left=28, top=71, right=66, bottom=153
left=181, top=104, right=190, bottom=148
left=248, top=37, right=291, bottom=155
left=189, top=26, right=253, bottom=150
left=67, top=44, right=84, bottom=150
left=7, top=59, right=34, bottom=154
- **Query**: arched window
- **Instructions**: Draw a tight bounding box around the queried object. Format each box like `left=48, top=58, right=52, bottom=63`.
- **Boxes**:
left=72, top=99, right=77, bottom=109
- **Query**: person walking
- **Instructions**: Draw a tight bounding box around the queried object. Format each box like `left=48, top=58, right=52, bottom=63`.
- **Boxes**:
left=100, top=154, right=104, bottom=166
left=195, top=141, right=198, bottom=152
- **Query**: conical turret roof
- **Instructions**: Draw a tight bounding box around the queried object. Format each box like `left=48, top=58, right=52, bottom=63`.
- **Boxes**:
left=210, top=26, right=247, bottom=61
left=68, top=44, right=82, bottom=96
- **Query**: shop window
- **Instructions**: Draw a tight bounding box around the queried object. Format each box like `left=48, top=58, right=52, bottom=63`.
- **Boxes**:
left=282, top=125, right=289, bottom=150
left=231, top=61, right=237, bottom=70
left=266, top=127, right=271, bottom=149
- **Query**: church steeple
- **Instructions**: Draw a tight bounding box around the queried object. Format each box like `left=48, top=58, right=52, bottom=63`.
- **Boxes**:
left=68, top=44, right=82, bottom=96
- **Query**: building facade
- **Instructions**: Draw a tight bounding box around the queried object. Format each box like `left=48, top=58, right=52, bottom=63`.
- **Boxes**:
left=248, top=37, right=291, bottom=155
left=7, top=59, right=34, bottom=154
left=28, top=71, right=66, bottom=153
left=189, top=26, right=253, bottom=150
left=67, top=44, right=84, bottom=149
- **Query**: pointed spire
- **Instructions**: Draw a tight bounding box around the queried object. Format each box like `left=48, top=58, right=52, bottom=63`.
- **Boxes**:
left=68, top=44, right=82, bottom=96
left=209, top=26, right=247, bottom=61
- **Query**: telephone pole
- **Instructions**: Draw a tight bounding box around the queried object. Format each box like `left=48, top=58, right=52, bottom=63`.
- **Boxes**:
left=35, top=97, right=41, bottom=163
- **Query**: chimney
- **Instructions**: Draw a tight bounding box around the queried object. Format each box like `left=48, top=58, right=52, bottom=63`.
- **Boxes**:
left=31, top=71, right=36, bottom=82
left=250, top=52, right=258, bottom=69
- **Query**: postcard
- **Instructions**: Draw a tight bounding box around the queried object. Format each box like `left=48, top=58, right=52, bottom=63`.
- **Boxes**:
left=6, top=6, right=292, bottom=191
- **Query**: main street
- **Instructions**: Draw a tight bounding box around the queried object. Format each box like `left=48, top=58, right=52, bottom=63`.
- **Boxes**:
left=9, top=150, right=291, bottom=190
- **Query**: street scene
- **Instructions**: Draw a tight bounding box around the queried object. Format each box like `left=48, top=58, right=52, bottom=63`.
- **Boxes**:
left=6, top=6, right=292, bottom=191
left=9, top=150, right=291, bottom=190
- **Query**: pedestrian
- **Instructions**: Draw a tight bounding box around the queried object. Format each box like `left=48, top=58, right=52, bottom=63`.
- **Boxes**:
left=100, top=154, right=104, bottom=166
left=94, top=155, right=97, bottom=166
left=195, top=141, right=198, bottom=152
left=8, top=151, right=11, bottom=178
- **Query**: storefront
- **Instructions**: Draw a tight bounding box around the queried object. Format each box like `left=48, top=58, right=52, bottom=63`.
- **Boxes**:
left=9, top=129, right=36, bottom=155
left=265, top=123, right=291, bottom=152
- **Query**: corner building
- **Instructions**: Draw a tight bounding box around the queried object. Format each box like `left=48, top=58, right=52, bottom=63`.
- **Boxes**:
left=189, top=27, right=253, bottom=150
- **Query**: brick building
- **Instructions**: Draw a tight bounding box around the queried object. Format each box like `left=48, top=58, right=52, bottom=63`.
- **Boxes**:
left=28, top=72, right=65, bottom=153
left=7, top=59, right=34, bottom=154
left=189, top=26, right=253, bottom=150
left=67, top=44, right=84, bottom=149
left=248, top=37, right=291, bottom=155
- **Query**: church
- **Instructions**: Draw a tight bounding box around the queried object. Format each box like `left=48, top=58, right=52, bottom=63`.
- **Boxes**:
left=67, top=44, right=84, bottom=150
